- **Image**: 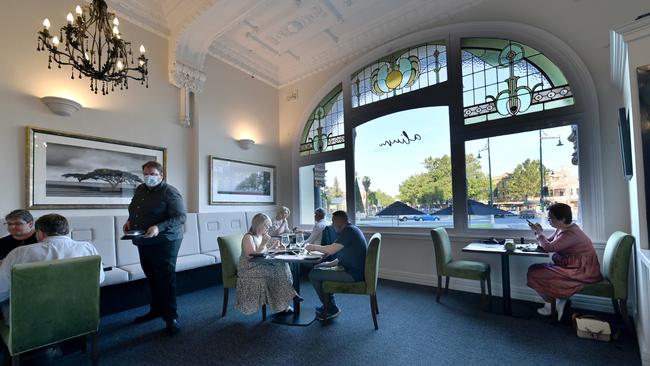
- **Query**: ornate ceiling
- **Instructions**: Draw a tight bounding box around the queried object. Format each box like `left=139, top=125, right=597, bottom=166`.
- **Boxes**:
left=107, top=0, right=486, bottom=87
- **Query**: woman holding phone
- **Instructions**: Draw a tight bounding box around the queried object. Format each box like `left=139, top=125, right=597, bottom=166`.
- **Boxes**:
left=526, top=203, right=602, bottom=321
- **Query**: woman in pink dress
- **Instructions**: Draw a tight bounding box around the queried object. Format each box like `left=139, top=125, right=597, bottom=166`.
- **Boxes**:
left=527, top=203, right=602, bottom=320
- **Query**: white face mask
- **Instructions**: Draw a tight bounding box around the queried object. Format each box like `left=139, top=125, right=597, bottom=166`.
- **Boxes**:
left=144, top=175, right=161, bottom=187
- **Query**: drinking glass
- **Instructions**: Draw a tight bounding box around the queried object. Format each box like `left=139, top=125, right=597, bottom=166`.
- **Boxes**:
left=281, top=234, right=290, bottom=250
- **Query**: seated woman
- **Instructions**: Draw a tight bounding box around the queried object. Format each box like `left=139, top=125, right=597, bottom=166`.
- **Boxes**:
left=235, top=213, right=297, bottom=316
left=527, top=203, right=602, bottom=321
left=269, top=206, right=291, bottom=236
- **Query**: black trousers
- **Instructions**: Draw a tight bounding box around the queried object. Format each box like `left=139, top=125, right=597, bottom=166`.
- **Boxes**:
left=137, top=239, right=182, bottom=320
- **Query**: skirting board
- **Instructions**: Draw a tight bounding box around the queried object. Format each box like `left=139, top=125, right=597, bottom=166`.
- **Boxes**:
left=379, top=269, right=615, bottom=313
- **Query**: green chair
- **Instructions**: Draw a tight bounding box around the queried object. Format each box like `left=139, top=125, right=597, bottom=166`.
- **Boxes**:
left=0, top=255, right=101, bottom=366
left=430, top=228, right=492, bottom=310
left=217, top=234, right=266, bottom=321
left=322, top=233, right=381, bottom=329
left=575, top=231, right=635, bottom=328
left=321, top=225, right=337, bottom=245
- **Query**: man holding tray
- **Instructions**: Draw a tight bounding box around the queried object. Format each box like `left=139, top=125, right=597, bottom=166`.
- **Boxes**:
left=123, top=161, right=186, bottom=335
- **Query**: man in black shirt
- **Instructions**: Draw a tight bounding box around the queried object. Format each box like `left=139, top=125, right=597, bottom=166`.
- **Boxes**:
left=0, top=210, right=37, bottom=259
left=123, top=161, right=186, bottom=335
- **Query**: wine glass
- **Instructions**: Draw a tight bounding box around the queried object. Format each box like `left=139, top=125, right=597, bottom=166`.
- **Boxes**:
left=281, top=234, right=290, bottom=251
left=295, top=232, right=305, bottom=252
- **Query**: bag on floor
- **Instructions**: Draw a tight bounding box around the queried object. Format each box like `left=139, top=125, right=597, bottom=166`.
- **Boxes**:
left=572, top=314, right=612, bottom=342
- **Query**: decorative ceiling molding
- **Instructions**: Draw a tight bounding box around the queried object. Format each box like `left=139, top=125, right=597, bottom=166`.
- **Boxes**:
left=169, top=61, right=207, bottom=93
left=107, top=0, right=170, bottom=38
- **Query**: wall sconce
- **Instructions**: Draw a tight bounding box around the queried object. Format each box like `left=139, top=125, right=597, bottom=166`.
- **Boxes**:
left=41, top=96, right=82, bottom=116
left=237, top=138, right=255, bottom=150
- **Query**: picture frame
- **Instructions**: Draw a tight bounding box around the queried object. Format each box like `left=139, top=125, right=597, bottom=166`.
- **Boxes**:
left=27, top=127, right=167, bottom=209
left=209, top=156, right=276, bottom=205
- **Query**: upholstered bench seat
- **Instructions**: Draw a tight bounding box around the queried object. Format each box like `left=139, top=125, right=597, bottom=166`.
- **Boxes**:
left=175, top=254, right=215, bottom=272
left=119, top=264, right=146, bottom=281
left=101, top=267, right=130, bottom=286
left=203, top=250, right=221, bottom=263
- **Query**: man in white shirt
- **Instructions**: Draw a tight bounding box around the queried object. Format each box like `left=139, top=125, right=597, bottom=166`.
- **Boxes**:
left=305, top=208, right=327, bottom=245
left=0, top=213, right=104, bottom=319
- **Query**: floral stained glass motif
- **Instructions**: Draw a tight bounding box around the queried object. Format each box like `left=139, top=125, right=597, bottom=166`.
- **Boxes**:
left=300, top=84, right=345, bottom=156
left=351, top=42, right=447, bottom=108
left=462, top=38, right=574, bottom=125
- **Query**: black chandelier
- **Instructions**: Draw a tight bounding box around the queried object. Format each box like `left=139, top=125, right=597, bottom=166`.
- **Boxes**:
left=37, top=0, right=149, bottom=95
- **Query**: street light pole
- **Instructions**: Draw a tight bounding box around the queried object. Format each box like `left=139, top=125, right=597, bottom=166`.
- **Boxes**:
left=539, top=130, right=564, bottom=213
left=478, top=138, right=493, bottom=206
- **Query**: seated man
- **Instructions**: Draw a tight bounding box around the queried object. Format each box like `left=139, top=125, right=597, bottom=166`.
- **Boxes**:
left=304, top=208, right=327, bottom=245
left=0, top=210, right=38, bottom=259
left=305, top=210, right=367, bottom=320
left=0, top=213, right=104, bottom=319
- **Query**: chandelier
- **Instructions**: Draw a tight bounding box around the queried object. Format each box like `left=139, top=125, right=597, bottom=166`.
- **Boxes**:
left=36, top=0, right=149, bottom=95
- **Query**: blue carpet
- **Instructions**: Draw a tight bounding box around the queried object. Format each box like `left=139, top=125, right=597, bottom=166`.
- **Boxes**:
left=42, top=279, right=639, bottom=366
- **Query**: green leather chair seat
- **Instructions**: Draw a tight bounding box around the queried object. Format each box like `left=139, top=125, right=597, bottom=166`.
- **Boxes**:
left=579, top=280, right=614, bottom=298
left=443, top=260, right=490, bottom=280
left=323, top=280, right=366, bottom=294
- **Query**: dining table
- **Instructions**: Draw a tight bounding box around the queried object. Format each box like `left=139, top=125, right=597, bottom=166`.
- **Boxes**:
left=249, top=248, right=324, bottom=326
left=462, top=242, right=549, bottom=316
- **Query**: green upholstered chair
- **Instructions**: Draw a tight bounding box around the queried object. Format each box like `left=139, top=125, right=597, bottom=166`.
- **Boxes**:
left=217, top=234, right=266, bottom=321
left=575, top=231, right=635, bottom=328
left=0, top=255, right=101, bottom=366
left=321, top=225, right=337, bottom=245
left=322, top=233, right=381, bottom=329
left=430, top=228, right=492, bottom=310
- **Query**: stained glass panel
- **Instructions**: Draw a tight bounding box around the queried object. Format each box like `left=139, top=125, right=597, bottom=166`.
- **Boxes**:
left=461, top=38, right=574, bottom=124
left=299, top=84, right=345, bottom=156
left=351, top=42, right=447, bottom=108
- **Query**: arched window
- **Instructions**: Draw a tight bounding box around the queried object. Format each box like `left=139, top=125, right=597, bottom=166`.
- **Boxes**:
left=296, top=31, right=590, bottom=235
left=299, top=84, right=345, bottom=156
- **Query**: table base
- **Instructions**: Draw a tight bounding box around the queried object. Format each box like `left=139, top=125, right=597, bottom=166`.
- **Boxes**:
left=271, top=310, right=316, bottom=326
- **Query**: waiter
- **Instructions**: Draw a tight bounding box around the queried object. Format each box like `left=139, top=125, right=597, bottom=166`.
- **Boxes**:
left=123, top=161, right=186, bottom=335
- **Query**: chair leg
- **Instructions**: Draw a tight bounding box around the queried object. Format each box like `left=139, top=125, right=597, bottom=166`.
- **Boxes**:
left=262, top=304, right=267, bottom=321
left=90, top=332, right=98, bottom=366
left=480, top=279, right=487, bottom=311
left=11, top=354, right=19, bottom=366
left=370, top=294, right=379, bottom=330
left=81, top=334, right=88, bottom=354
left=619, top=299, right=633, bottom=331
left=550, top=298, right=557, bottom=323
left=222, top=288, right=229, bottom=317
left=436, top=275, right=442, bottom=302
left=487, top=273, right=493, bottom=310
left=373, top=293, right=379, bottom=314
left=445, top=276, right=450, bottom=292
left=323, top=294, right=330, bottom=325
left=612, top=298, right=621, bottom=317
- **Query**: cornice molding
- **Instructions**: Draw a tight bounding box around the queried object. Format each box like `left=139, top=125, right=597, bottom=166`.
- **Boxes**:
left=106, top=0, right=170, bottom=38
left=611, top=16, right=650, bottom=90
left=169, top=61, right=207, bottom=93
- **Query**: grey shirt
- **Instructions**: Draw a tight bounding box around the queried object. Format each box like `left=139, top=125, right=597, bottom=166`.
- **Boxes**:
left=128, top=182, right=186, bottom=244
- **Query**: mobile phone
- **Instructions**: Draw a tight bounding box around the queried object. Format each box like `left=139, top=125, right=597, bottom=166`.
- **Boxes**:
left=525, top=219, right=534, bottom=225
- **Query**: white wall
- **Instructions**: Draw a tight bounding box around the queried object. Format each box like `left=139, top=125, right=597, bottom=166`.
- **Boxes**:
left=277, top=0, right=648, bottom=311
left=0, top=0, right=279, bottom=217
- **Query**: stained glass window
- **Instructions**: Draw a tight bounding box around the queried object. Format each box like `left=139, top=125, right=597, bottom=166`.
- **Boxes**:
left=351, top=42, right=447, bottom=108
left=299, top=84, right=345, bottom=156
left=461, top=38, right=574, bottom=125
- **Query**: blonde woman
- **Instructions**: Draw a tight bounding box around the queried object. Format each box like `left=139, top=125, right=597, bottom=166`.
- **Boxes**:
left=235, top=213, right=298, bottom=315
left=269, top=206, right=291, bottom=236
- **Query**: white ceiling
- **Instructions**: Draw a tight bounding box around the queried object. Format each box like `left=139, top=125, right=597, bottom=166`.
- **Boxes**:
left=107, top=0, right=486, bottom=87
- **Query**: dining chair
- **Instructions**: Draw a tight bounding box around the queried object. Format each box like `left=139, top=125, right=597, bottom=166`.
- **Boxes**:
left=322, top=233, right=381, bottom=329
left=430, top=228, right=492, bottom=310
left=0, top=255, right=101, bottom=366
left=217, top=234, right=266, bottom=321
left=563, top=231, right=634, bottom=328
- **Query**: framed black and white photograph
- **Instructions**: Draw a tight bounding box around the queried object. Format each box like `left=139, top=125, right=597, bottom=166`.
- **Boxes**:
left=27, top=127, right=166, bottom=209
left=209, top=156, right=275, bottom=205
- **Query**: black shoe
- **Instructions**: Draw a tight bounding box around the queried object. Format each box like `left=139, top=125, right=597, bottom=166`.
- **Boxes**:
left=276, top=306, right=294, bottom=315
left=294, top=294, right=304, bottom=303
left=316, top=305, right=341, bottom=321
left=166, top=319, right=180, bottom=335
left=133, top=312, right=160, bottom=324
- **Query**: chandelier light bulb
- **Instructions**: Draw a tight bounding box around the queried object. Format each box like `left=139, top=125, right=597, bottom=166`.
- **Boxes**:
left=139, top=59, right=145, bottom=66
left=116, top=60, right=124, bottom=70
left=67, top=13, right=74, bottom=24
left=75, top=5, right=82, bottom=15
left=42, top=18, right=50, bottom=29
left=113, top=18, right=119, bottom=26
left=139, top=45, right=145, bottom=54
left=52, top=36, right=60, bottom=47
left=112, top=26, right=119, bottom=35
left=84, top=52, right=89, bottom=61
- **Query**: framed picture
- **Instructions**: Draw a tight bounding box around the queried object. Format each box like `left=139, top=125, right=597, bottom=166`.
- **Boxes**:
left=27, top=127, right=166, bottom=209
left=209, top=156, right=276, bottom=205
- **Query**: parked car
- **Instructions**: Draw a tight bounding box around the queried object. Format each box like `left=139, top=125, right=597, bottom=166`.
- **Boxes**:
left=414, top=214, right=440, bottom=221
left=398, top=215, right=410, bottom=221
left=519, top=210, right=538, bottom=219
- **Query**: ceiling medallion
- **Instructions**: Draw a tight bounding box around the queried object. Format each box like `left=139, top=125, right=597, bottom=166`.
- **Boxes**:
left=37, top=0, right=149, bottom=95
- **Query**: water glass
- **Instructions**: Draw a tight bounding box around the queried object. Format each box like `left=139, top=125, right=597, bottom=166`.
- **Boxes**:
left=296, top=232, right=305, bottom=247
left=281, top=234, right=290, bottom=249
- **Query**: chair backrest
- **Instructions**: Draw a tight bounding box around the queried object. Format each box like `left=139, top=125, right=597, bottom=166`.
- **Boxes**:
left=321, top=225, right=337, bottom=245
left=602, top=231, right=635, bottom=299
left=217, top=234, right=244, bottom=289
left=8, top=255, right=101, bottom=355
left=364, top=233, right=382, bottom=294
left=430, top=228, right=452, bottom=275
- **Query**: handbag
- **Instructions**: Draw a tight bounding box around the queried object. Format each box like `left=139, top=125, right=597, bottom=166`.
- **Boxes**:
left=572, top=314, right=612, bottom=342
